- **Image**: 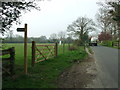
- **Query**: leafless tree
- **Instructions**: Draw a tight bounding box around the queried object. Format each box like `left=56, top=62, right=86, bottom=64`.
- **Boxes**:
left=96, top=0, right=120, bottom=40
left=6, top=30, right=14, bottom=42
left=1, top=1, right=40, bottom=35
left=67, top=17, right=96, bottom=44
left=49, top=33, right=58, bottom=42
left=96, top=8, right=112, bottom=32
left=58, top=31, right=66, bottom=41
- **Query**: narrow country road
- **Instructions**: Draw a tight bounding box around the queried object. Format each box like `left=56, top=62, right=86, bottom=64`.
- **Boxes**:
left=91, top=46, right=119, bottom=88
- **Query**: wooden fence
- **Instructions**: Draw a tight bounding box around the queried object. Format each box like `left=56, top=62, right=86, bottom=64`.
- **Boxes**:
left=32, top=41, right=58, bottom=66
left=112, top=41, right=120, bottom=47
left=0, top=47, right=15, bottom=75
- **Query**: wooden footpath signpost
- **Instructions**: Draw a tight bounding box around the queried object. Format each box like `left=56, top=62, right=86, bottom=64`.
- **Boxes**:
left=17, top=24, right=28, bottom=75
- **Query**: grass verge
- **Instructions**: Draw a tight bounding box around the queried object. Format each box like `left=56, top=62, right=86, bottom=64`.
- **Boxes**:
left=2, top=43, right=87, bottom=88
left=86, top=46, right=93, bottom=54
left=99, top=41, right=120, bottom=49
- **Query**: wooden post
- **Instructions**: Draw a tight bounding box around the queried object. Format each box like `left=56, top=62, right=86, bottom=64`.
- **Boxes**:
left=118, top=41, right=120, bottom=48
left=55, top=42, right=58, bottom=57
left=68, top=42, right=70, bottom=50
left=9, top=47, right=15, bottom=75
left=24, top=24, right=27, bottom=74
left=112, top=41, right=114, bottom=47
left=84, top=43, right=85, bottom=50
left=32, top=41, right=35, bottom=67
left=63, top=41, right=65, bottom=53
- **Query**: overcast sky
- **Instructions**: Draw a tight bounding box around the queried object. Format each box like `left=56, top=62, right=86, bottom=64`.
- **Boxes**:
left=11, top=0, right=100, bottom=38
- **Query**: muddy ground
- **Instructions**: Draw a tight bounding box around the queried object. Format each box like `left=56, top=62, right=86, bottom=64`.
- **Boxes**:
left=57, top=48, right=101, bottom=88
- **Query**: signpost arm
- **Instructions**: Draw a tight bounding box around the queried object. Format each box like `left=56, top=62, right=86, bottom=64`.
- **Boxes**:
left=24, top=24, right=27, bottom=74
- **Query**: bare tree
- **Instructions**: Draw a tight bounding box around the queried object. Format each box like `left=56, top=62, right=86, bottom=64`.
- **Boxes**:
left=67, top=17, right=96, bottom=45
left=96, top=8, right=112, bottom=33
left=1, top=1, right=40, bottom=35
left=58, top=31, right=66, bottom=41
left=108, top=0, right=120, bottom=40
left=49, top=33, right=58, bottom=42
left=96, top=0, right=120, bottom=40
left=39, top=36, right=47, bottom=43
left=6, top=30, right=14, bottom=42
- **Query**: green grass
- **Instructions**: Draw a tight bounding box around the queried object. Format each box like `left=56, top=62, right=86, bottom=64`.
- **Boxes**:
left=2, top=43, right=87, bottom=88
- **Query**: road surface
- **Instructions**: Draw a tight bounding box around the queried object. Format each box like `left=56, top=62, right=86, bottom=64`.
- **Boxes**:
left=91, top=46, right=119, bottom=88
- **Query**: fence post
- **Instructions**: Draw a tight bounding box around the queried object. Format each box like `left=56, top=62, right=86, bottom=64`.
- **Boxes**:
left=68, top=42, right=70, bottom=50
left=118, top=41, right=120, bottom=48
left=62, top=40, right=65, bottom=53
left=84, top=43, right=86, bottom=50
left=9, top=47, right=15, bottom=75
left=55, top=42, right=58, bottom=57
left=112, top=41, right=114, bottom=47
left=32, top=41, right=36, bottom=67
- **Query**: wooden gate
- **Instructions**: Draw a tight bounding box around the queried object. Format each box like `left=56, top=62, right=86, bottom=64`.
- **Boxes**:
left=31, top=41, right=58, bottom=66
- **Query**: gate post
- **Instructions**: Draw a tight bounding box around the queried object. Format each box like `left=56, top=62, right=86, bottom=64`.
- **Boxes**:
left=55, top=42, right=58, bottom=57
left=32, top=41, right=36, bottom=67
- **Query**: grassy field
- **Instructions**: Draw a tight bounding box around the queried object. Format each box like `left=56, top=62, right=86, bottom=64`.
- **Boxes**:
left=2, top=43, right=87, bottom=88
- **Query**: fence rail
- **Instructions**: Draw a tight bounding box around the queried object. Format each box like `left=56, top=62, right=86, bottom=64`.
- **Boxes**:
left=36, top=44, right=55, bottom=46
left=0, top=47, right=15, bottom=75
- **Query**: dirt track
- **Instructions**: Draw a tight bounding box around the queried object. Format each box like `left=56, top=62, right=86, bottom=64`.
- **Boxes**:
left=57, top=48, right=100, bottom=88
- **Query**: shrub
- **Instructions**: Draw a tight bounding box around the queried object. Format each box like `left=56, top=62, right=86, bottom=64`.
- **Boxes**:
left=98, top=32, right=112, bottom=41
left=68, top=46, right=77, bottom=51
